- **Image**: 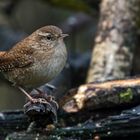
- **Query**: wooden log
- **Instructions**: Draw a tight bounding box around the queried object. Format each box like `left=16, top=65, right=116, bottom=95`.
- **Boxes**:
left=6, top=105, right=140, bottom=140
left=0, top=110, right=29, bottom=139
left=60, top=77, right=140, bottom=112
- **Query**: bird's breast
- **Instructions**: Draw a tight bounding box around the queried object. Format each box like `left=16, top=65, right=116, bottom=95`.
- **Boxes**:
left=4, top=44, right=67, bottom=89
left=26, top=44, right=67, bottom=88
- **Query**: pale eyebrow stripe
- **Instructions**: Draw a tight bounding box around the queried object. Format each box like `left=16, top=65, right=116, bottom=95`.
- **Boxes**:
left=38, top=32, right=50, bottom=36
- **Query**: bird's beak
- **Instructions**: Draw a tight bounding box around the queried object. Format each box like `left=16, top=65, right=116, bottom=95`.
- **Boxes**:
left=61, top=34, right=69, bottom=38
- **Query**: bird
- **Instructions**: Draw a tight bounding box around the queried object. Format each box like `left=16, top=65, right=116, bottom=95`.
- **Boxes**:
left=0, top=25, right=68, bottom=103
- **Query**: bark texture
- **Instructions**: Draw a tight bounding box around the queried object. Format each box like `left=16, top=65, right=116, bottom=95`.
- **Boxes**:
left=6, top=105, right=140, bottom=140
left=60, top=77, right=140, bottom=112
left=87, top=0, right=140, bottom=82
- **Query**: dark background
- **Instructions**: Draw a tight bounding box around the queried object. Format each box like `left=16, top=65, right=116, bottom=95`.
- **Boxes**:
left=0, top=0, right=97, bottom=110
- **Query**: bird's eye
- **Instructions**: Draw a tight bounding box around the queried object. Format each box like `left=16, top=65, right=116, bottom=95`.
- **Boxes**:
left=46, top=34, right=52, bottom=40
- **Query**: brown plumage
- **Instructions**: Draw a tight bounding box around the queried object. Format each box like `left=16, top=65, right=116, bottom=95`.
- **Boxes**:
left=0, top=46, right=33, bottom=72
left=0, top=25, right=68, bottom=102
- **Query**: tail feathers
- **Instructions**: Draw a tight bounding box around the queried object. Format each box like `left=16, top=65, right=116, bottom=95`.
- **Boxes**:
left=0, top=51, right=6, bottom=62
left=0, top=51, right=6, bottom=57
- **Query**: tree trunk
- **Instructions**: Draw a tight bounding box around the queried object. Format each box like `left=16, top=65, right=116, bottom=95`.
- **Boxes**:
left=87, top=0, right=140, bottom=83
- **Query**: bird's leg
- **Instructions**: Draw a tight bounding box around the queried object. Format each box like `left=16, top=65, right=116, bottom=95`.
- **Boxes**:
left=18, top=86, right=38, bottom=103
left=18, top=86, right=58, bottom=109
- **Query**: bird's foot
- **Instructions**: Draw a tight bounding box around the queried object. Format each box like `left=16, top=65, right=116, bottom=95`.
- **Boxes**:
left=29, top=97, right=52, bottom=107
left=30, top=97, right=47, bottom=103
left=35, top=88, right=59, bottom=109
left=23, top=88, right=59, bottom=110
left=24, top=87, right=58, bottom=126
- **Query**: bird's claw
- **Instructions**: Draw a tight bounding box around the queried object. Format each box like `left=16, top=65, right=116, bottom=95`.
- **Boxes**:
left=31, top=98, right=51, bottom=105
left=34, top=88, right=59, bottom=109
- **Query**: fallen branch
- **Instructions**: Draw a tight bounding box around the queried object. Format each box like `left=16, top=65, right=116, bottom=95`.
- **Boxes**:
left=60, top=77, right=140, bottom=112
left=6, top=105, right=140, bottom=140
left=0, top=110, right=29, bottom=138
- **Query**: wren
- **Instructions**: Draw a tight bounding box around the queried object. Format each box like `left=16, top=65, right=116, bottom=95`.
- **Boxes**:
left=0, top=25, right=68, bottom=103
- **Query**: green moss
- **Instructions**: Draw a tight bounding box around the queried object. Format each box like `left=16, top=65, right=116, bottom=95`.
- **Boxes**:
left=136, top=18, right=140, bottom=28
left=119, top=88, right=133, bottom=103
left=43, top=0, right=92, bottom=14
